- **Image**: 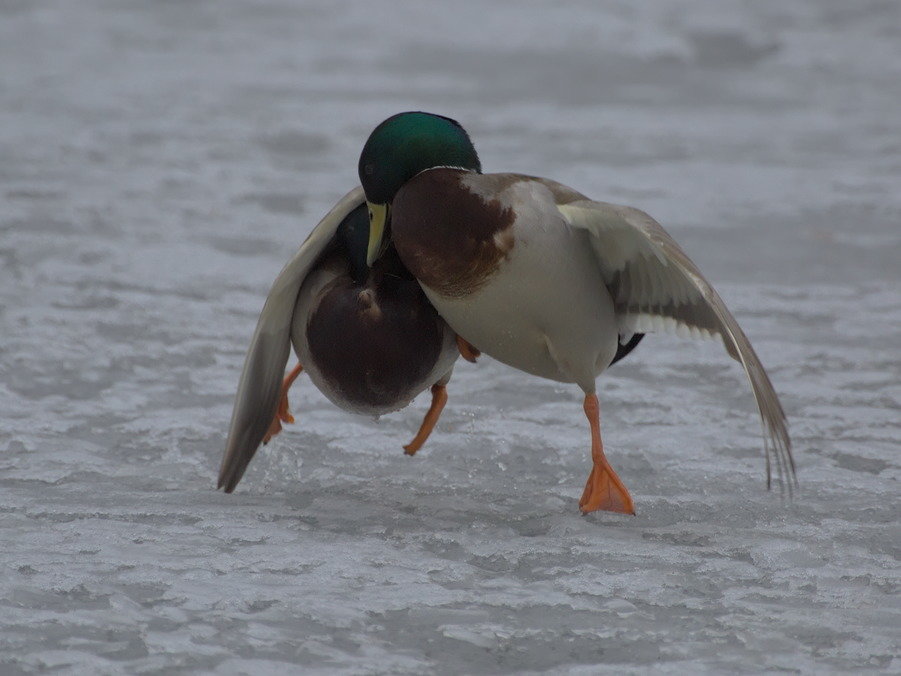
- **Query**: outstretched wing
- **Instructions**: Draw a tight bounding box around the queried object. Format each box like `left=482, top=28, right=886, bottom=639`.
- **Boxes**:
left=218, top=186, right=365, bottom=492
left=558, top=199, right=795, bottom=492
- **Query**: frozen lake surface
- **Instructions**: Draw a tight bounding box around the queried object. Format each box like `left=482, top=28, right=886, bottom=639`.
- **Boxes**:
left=1, top=0, right=899, bottom=673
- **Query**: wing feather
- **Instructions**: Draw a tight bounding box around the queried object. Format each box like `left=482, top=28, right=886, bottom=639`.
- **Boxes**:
left=217, top=187, right=365, bottom=492
left=559, top=200, right=795, bottom=492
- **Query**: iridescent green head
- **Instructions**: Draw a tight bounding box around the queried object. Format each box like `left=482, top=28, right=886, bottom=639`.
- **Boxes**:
left=358, top=112, right=481, bottom=204
left=359, top=112, right=481, bottom=264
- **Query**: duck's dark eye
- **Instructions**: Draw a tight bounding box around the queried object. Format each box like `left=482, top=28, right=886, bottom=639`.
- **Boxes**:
left=363, top=163, right=374, bottom=176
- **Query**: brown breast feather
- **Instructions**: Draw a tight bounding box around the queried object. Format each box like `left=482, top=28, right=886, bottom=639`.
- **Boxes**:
left=305, top=259, right=445, bottom=408
left=391, top=169, right=516, bottom=298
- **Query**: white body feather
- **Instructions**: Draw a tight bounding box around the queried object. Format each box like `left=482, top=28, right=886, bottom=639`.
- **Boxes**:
left=420, top=179, right=618, bottom=393
left=418, top=173, right=794, bottom=489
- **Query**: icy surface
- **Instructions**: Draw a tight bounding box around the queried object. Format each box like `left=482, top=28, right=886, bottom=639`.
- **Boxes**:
left=1, top=0, right=899, bottom=673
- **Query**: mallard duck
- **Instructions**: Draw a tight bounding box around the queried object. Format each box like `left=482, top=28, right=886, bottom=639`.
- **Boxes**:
left=217, top=186, right=459, bottom=493
left=359, top=111, right=795, bottom=515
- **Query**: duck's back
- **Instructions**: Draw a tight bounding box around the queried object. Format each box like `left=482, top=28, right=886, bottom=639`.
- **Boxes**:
left=292, top=248, right=457, bottom=416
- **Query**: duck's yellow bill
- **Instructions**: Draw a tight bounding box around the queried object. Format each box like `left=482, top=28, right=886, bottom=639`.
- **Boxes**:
left=366, top=202, right=390, bottom=266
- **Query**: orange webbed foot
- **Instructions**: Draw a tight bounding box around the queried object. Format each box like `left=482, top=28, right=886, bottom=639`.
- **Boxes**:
left=262, top=363, right=303, bottom=445
left=579, top=461, right=635, bottom=515
left=579, top=393, right=636, bottom=515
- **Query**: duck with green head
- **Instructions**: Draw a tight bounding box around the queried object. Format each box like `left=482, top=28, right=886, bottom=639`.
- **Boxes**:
left=218, top=187, right=459, bottom=493
left=359, top=111, right=795, bottom=514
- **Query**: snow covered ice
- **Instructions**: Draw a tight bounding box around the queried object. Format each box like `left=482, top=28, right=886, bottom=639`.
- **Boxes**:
left=1, top=0, right=898, bottom=673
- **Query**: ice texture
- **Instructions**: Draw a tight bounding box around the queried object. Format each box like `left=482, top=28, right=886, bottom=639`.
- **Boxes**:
left=1, top=0, right=898, bottom=673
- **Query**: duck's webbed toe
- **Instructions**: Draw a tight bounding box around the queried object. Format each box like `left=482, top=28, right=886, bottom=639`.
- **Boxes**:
left=263, top=363, right=304, bottom=444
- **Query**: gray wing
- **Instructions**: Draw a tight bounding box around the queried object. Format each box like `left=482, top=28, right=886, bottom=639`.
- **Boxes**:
left=218, top=186, right=365, bottom=492
left=559, top=200, right=795, bottom=493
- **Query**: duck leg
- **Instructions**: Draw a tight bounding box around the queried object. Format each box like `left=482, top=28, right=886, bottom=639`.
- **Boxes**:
left=403, top=384, right=449, bottom=455
left=456, top=335, right=481, bottom=363
left=578, top=393, right=635, bottom=515
left=263, top=362, right=304, bottom=444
